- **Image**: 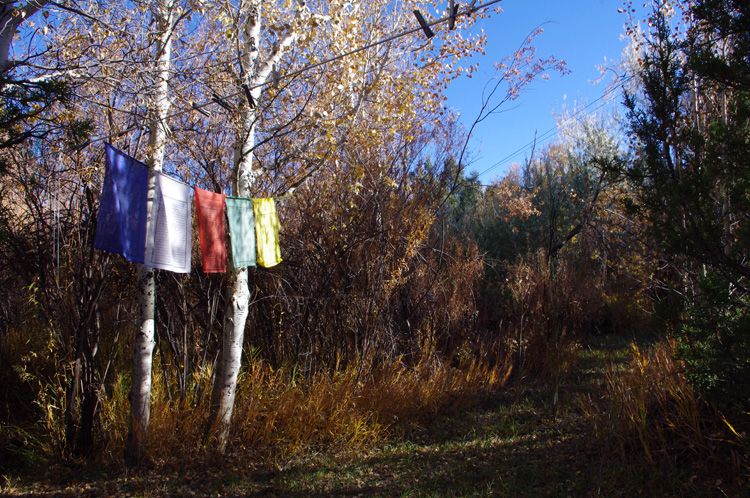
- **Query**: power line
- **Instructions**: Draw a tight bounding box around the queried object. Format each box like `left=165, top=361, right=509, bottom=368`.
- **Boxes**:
left=77, top=0, right=504, bottom=151
left=475, top=75, right=634, bottom=179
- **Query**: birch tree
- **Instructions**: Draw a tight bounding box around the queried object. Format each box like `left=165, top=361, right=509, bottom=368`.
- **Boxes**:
left=207, top=0, right=311, bottom=452
left=205, top=0, right=492, bottom=450
left=124, top=0, right=187, bottom=467
left=1, top=0, right=189, bottom=461
left=0, top=0, right=48, bottom=73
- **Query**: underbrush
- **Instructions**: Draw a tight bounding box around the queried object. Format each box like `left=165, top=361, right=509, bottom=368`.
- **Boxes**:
left=98, top=353, right=512, bottom=466
left=6, top=334, right=750, bottom=497
left=2, top=317, right=511, bottom=470
left=581, top=339, right=750, bottom=487
left=0, top=327, right=71, bottom=469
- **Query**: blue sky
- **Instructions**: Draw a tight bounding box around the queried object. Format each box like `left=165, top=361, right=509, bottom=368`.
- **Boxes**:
left=443, top=0, right=645, bottom=184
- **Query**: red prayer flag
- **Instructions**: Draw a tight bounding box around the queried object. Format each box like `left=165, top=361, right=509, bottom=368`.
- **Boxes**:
left=194, top=187, right=227, bottom=273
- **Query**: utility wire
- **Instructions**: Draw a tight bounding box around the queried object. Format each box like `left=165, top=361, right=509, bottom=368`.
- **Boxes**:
left=76, top=0, right=504, bottom=152
left=475, top=74, right=634, bottom=179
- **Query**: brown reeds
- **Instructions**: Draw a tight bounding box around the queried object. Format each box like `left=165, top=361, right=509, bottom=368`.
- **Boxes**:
left=582, top=339, right=748, bottom=481
left=97, top=349, right=511, bottom=466
left=504, top=250, right=603, bottom=382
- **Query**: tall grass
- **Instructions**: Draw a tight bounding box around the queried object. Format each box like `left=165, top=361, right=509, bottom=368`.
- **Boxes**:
left=97, top=351, right=511, bottom=465
left=0, top=327, right=72, bottom=466
left=582, top=339, right=748, bottom=480
left=503, top=251, right=602, bottom=383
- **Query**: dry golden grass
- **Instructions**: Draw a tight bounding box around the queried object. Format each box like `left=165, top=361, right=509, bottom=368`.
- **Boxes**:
left=98, top=352, right=511, bottom=465
left=581, top=339, right=748, bottom=480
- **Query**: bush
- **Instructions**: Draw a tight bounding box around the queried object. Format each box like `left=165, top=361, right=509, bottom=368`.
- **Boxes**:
left=585, top=339, right=748, bottom=480
left=677, top=273, right=750, bottom=414
left=502, top=250, right=605, bottom=381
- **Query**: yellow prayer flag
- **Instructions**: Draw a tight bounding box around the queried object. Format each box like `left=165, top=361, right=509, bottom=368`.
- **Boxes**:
left=253, top=198, right=282, bottom=268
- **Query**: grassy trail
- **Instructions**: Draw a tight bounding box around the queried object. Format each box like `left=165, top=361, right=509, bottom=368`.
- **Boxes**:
left=2, top=338, right=745, bottom=497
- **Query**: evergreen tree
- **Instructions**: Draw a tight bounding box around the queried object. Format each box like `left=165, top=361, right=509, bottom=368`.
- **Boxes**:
left=623, top=1, right=750, bottom=411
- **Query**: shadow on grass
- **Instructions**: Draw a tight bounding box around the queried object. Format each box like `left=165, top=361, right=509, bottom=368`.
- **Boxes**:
left=260, top=337, right=721, bottom=498
left=3, top=337, right=740, bottom=498
left=270, top=404, right=594, bottom=497
left=269, top=397, right=707, bottom=497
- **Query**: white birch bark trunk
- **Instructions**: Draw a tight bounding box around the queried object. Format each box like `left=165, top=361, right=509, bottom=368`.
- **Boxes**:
left=209, top=0, right=297, bottom=451
left=123, top=0, right=174, bottom=467
left=0, top=0, right=48, bottom=73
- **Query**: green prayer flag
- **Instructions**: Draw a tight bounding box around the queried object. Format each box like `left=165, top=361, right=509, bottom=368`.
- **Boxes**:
left=226, top=197, right=256, bottom=268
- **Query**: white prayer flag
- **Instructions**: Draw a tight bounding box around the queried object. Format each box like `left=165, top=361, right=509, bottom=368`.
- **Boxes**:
left=144, top=171, right=193, bottom=273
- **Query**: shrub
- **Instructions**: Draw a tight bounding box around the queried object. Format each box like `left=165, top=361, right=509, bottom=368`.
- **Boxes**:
left=677, top=272, right=750, bottom=414
left=584, top=339, right=748, bottom=480
left=502, top=250, right=604, bottom=381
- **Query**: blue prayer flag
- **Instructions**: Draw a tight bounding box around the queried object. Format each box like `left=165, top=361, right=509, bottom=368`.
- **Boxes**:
left=94, top=144, right=149, bottom=263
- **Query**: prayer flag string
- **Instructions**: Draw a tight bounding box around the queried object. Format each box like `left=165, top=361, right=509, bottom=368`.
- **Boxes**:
left=94, top=143, right=284, bottom=273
